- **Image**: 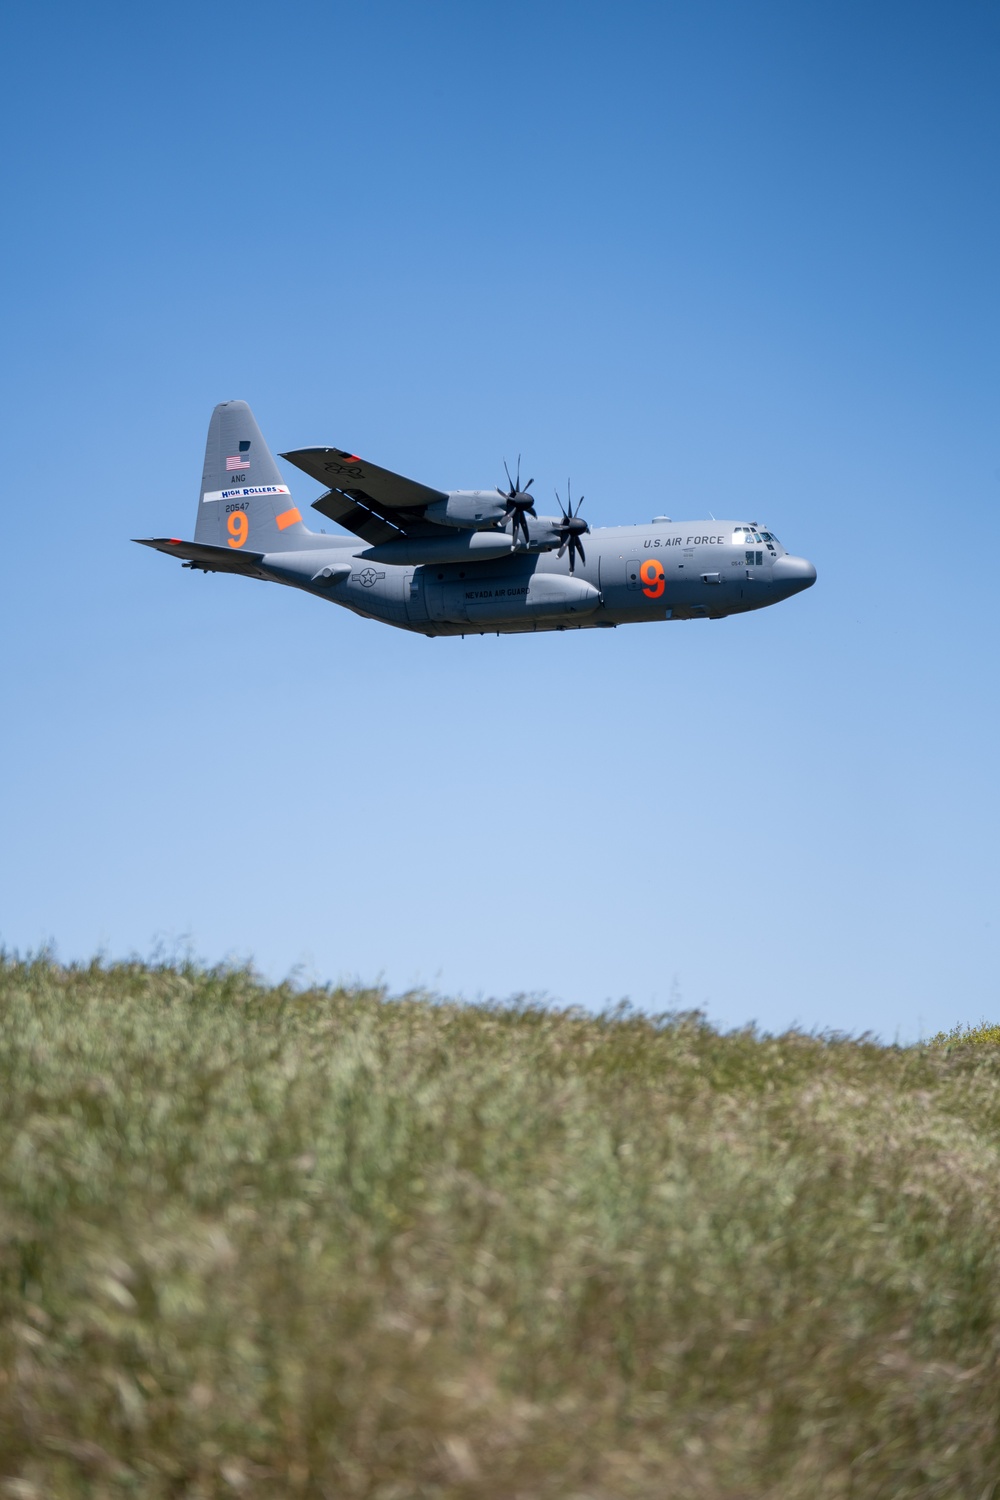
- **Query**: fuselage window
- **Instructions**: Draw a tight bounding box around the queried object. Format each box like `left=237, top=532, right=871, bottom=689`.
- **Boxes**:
left=746, top=550, right=764, bottom=566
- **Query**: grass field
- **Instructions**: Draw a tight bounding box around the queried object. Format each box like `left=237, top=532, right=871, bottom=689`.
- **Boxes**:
left=1, top=956, right=999, bottom=1498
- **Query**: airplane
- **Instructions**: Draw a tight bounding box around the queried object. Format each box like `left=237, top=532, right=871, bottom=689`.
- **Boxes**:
left=135, top=401, right=816, bottom=636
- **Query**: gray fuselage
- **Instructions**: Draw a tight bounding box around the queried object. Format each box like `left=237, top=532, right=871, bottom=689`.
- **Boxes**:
left=137, top=405, right=817, bottom=637
left=255, top=517, right=816, bottom=636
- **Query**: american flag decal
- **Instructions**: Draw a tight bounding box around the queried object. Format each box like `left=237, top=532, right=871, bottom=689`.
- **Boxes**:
left=226, top=454, right=249, bottom=471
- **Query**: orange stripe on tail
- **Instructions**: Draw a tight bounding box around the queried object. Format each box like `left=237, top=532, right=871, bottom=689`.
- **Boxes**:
left=275, top=507, right=302, bottom=531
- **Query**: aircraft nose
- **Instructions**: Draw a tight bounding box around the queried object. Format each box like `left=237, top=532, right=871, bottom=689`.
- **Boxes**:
left=772, top=554, right=817, bottom=595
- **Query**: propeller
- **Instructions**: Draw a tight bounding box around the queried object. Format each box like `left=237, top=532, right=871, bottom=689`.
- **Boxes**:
left=555, top=481, right=589, bottom=573
left=497, top=456, right=536, bottom=548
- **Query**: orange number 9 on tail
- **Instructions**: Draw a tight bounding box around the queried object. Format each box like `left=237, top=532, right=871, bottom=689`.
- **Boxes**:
left=228, top=512, right=249, bottom=549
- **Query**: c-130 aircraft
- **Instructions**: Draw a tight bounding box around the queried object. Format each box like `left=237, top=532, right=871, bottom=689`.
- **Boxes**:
left=136, top=401, right=816, bottom=635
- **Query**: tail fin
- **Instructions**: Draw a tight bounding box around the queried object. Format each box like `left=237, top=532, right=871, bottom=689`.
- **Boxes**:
left=194, top=401, right=311, bottom=552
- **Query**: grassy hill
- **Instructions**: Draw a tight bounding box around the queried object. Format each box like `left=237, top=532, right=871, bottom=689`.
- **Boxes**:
left=1, top=956, right=998, bottom=1498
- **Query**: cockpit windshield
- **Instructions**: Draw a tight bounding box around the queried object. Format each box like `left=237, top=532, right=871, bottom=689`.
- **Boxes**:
left=731, top=524, right=780, bottom=546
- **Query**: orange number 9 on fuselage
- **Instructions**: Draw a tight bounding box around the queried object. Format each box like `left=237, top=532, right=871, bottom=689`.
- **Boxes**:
left=640, top=558, right=665, bottom=598
left=228, top=511, right=249, bottom=549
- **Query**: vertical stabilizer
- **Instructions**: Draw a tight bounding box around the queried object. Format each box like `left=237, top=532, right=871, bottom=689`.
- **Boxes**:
left=194, top=401, right=310, bottom=552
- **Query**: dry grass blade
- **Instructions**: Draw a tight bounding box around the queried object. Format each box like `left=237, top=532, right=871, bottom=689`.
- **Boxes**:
left=0, top=954, right=998, bottom=1498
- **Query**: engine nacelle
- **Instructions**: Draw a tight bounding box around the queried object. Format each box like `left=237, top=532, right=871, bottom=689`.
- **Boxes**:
left=424, top=491, right=509, bottom=529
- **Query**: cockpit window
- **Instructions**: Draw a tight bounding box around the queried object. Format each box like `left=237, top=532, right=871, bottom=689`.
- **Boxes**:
left=732, top=525, right=779, bottom=545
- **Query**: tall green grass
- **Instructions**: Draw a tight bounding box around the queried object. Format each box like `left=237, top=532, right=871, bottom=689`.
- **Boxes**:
left=1, top=955, right=999, bottom=1498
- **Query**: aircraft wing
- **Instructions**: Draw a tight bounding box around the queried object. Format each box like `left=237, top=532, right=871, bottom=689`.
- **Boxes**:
left=133, top=537, right=269, bottom=578
left=281, top=446, right=447, bottom=545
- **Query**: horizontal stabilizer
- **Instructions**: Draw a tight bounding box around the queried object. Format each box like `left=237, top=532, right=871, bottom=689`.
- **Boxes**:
left=133, top=537, right=268, bottom=577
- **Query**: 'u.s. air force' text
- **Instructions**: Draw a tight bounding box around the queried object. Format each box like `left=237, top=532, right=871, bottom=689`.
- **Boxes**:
left=643, top=534, right=726, bottom=548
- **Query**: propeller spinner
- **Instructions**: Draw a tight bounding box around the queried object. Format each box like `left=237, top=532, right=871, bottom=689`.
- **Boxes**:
left=497, top=456, right=536, bottom=548
left=555, top=481, right=589, bottom=573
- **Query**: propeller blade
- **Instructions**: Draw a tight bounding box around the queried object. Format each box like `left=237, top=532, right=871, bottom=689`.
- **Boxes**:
left=504, top=459, right=514, bottom=493
left=557, top=539, right=568, bottom=558
left=524, top=478, right=534, bottom=492
left=576, top=538, right=586, bottom=566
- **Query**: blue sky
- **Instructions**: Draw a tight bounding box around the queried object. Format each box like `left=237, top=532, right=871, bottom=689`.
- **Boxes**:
left=2, top=0, right=997, bottom=1038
